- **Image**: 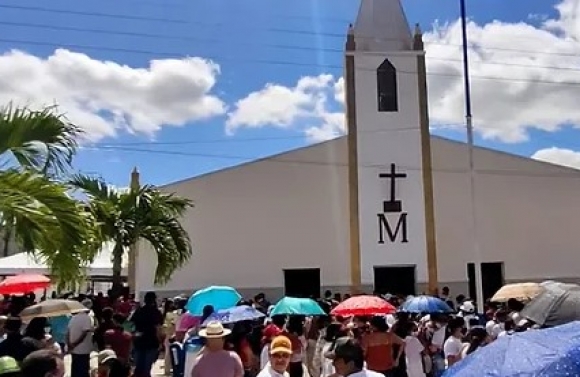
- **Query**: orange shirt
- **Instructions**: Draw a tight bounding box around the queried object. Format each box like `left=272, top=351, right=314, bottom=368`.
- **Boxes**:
left=362, top=332, right=395, bottom=372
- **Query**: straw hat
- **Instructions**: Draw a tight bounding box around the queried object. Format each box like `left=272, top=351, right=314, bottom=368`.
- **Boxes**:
left=198, top=321, right=231, bottom=338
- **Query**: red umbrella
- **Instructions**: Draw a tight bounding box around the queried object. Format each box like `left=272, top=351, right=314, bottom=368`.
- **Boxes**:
left=0, top=274, right=51, bottom=295
left=331, top=295, right=396, bottom=316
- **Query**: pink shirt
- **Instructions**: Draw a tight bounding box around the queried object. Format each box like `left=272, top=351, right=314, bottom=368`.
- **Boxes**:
left=191, top=350, right=244, bottom=377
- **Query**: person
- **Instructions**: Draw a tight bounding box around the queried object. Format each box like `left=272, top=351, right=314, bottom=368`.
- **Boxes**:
left=131, top=292, right=163, bottom=377
left=103, top=314, right=132, bottom=364
left=20, top=350, right=65, bottom=377
left=256, top=335, right=292, bottom=377
left=0, top=356, right=20, bottom=377
left=67, top=300, right=95, bottom=377
left=404, top=323, right=425, bottom=377
left=0, top=317, right=38, bottom=362
left=443, top=318, right=465, bottom=368
left=92, top=349, right=117, bottom=377
left=191, top=321, right=244, bottom=377
left=324, top=337, right=383, bottom=377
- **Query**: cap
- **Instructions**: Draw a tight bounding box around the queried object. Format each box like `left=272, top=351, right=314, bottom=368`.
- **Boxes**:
left=0, top=356, right=19, bottom=375
left=270, top=335, right=292, bottom=355
left=262, top=324, right=282, bottom=344
left=324, top=337, right=364, bottom=361
left=97, top=349, right=117, bottom=365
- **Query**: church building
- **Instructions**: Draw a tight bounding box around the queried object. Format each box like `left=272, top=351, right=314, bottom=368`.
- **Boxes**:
left=135, top=0, right=580, bottom=302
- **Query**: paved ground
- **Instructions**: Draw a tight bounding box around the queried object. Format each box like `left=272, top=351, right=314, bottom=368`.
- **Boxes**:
left=64, top=354, right=166, bottom=377
left=64, top=354, right=309, bottom=377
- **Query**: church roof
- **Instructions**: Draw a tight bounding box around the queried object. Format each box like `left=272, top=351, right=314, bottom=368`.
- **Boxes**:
left=353, top=0, right=413, bottom=52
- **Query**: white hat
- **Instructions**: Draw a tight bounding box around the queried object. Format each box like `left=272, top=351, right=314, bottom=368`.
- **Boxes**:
left=198, top=321, right=231, bottom=338
left=97, top=349, right=116, bottom=365
left=460, top=301, right=475, bottom=314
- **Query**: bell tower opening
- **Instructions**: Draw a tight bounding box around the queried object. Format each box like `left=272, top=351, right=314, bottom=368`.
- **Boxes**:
left=377, top=59, right=398, bottom=112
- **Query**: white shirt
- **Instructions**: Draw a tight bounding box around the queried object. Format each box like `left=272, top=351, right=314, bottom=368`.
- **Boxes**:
left=405, top=335, right=426, bottom=377
left=256, top=365, right=289, bottom=377
left=431, top=326, right=447, bottom=348
left=67, top=311, right=93, bottom=355
left=443, top=336, right=463, bottom=360
left=260, top=345, right=270, bottom=370
left=348, top=370, right=384, bottom=377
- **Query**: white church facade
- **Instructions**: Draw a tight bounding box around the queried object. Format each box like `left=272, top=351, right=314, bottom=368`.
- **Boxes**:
left=136, top=0, right=580, bottom=302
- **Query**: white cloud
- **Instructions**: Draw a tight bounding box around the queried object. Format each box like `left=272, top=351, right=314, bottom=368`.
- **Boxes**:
left=532, top=147, right=580, bottom=170
left=226, top=74, right=345, bottom=141
left=226, top=0, right=580, bottom=144
left=425, top=0, right=580, bottom=142
left=0, top=49, right=225, bottom=141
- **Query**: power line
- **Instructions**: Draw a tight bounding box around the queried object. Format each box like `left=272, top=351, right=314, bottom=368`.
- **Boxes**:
left=1, top=36, right=579, bottom=88
left=87, top=143, right=580, bottom=180
left=2, top=20, right=580, bottom=75
left=2, top=5, right=580, bottom=59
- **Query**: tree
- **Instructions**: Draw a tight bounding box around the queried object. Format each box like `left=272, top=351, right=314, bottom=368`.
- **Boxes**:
left=0, top=105, right=98, bottom=284
left=71, top=175, right=193, bottom=291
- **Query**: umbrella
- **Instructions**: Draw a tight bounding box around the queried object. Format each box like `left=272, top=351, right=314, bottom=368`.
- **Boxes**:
left=0, top=274, right=50, bottom=295
left=400, top=295, right=453, bottom=314
left=443, top=321, right=580, bottom=377
left=331, top=295, right=396, bottom=317
left=520, top=281, right=580, bottom=327
left=269, top=297, right=325, bottom=316
left=491, top=283, right=543, bottom=303
left=185, top=286, right=242, bottom=315
left=19, top=299, right=86, bottom=321
left=202, top=305, right=265, bottom=325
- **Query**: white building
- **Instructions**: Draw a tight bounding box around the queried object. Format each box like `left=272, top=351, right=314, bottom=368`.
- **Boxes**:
left=136, top=0, right=580, bottom=302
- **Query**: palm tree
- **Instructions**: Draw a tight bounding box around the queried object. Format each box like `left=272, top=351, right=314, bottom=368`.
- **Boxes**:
left=0, top=104, right=98, bottom=284
left=71, top=175, right=193, bottom=291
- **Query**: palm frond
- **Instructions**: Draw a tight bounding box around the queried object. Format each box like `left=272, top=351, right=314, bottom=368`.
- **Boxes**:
left=0, top=104, right=82, bottom=176
left=0, top=169, right=94, bottom=283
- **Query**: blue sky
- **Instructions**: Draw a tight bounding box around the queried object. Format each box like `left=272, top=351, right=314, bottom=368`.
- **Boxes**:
left=0, top=0, right=571, bottom=186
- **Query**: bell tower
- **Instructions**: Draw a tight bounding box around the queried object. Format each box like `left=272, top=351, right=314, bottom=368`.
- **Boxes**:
left=345, top=0, right=438, bottom=294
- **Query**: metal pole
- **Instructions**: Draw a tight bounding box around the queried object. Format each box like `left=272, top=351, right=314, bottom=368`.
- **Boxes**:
left=460, top=0, right=484, bottom=312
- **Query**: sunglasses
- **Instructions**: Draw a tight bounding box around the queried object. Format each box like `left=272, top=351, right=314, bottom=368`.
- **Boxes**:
left=271, top=353, right=291, bottom=359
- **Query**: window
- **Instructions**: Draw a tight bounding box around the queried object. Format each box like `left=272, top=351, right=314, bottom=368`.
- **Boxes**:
left=377, top=59, right=398, bottom=112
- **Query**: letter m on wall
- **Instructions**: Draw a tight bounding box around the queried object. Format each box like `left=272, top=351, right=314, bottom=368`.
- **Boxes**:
left=378, top=213, right=409, bottom=243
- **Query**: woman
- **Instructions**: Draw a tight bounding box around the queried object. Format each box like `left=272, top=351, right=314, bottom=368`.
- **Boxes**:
left=443, top=318, right=465, bottom=368
left=361, top=316, right=405, bottom=376
left=460, top=327, right=489, bottom=359
left=285, top=317, right=305, bottom=377
left=404, top=322, right=425, bottom=377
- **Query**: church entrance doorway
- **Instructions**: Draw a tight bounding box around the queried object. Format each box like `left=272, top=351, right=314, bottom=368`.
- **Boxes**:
left=283, top=268, right=321, bottom=298
left=467, top=262, right=505, bottom=303
left=373, top=265, right=416, bottom=296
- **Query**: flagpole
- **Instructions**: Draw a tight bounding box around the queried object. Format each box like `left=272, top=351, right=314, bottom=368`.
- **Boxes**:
left=460, top=0, right=484, bottom=312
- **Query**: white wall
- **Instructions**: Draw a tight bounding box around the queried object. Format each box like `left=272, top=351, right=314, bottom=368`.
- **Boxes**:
left=353, top=50, right=430, bottom=285
left=431, top=136, right=580, bottom=283
left=135, top=133, right=580, bottom=294
left=135, top=139, right=351, bottom=295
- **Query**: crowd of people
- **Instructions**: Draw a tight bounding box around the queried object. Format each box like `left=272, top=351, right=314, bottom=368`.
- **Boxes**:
left=0, top=286, right=530, bottom=377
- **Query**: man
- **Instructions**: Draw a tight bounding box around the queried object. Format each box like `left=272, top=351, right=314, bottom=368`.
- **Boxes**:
left=131, top=291, right=163, bottom=377
left=21, top=350, right=65, bottom=377
left=191, top=321, right=243, bottom=377
left=67, top=299, right=95, bottom=377
left=257, top=335, right=292, bottom=377
left=0, top=317, right=38, bottom=362
left=325, top=337, right=383, bottom=377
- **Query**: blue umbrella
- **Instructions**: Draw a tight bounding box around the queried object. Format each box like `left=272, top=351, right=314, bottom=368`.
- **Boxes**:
left=202, top=305, right=265, bottom=325
left=443, top=321, right=580, bottom=377
left=269, top=297, right=325, bottom=316
left=400, top=295, right=453, bottom=314
left=186, top=286, right=242, bottom=315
